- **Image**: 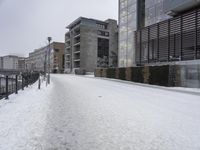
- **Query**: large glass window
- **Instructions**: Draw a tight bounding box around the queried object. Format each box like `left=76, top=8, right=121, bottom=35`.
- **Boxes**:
left=119, top=0, right=137, bottom=67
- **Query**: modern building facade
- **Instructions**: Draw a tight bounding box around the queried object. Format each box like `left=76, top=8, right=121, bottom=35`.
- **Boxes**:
left=118, top=0, right=144, bottom=67
left=135, top=0, right=200, bottom=65
left=65, top=17, right=118, bottom=73
left=145, top=0, right=170, bottom=26
left=117, top=0, right=200, bottom=88
left=26, top=42, right=65, bottom=73
left=118, top=0, right=200, bottom=67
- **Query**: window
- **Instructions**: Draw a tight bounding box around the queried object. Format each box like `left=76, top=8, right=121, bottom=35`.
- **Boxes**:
left=96, top=23, right=107, bottom=29
left=97, top=30, right=109, bottom=37
left=54, top=49, right=59, bottom=52
left=97, top=38, right=109, bottom=67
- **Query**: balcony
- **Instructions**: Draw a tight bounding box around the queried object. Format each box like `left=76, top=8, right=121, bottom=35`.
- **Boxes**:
left=73, top=42, right=80, bottom=46
left=74, top=52, right=80, bottom=60
left=73, top=27, right=80, bottom=36
left=65, top=60, right=70, bottom=63
left=74, top=33, right=80, bottom=38
left=65, top=38, right=70, bottom=43
left=74, top=51, right=80, bottom=54
left=73, top=36, right=80, bottom=46
left=74, top=59, right=80, bottom=62
left=74, top=61, right=80, bottom=68
left=65, top=55, right=70, bottom=61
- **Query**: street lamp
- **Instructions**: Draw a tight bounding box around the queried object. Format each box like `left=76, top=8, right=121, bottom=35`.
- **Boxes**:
left=47, top=37, right=52, bottom=85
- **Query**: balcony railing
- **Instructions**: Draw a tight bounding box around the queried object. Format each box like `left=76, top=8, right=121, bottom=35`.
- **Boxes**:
left=135, top=8, right=200, bottom=65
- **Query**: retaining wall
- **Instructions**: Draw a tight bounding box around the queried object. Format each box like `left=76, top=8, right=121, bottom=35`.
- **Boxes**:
left=95, top=63, right=200, bottom=88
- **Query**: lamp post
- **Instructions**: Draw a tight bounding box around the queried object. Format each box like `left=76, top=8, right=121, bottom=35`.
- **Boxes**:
left=44, top=49, right=47, bottom=79
left=47, top=37, right=52, bottom=85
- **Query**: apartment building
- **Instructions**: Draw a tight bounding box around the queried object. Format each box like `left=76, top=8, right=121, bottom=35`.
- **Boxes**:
left=65, top=17, right=118, bottom=73
left=26, top=42, right=65, bottom=73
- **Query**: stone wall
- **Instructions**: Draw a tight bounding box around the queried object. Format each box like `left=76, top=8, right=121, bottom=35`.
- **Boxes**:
left=95, top=63, right=200, bottom=88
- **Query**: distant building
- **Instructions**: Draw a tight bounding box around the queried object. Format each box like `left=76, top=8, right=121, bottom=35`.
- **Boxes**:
left=18, top=57, right=26, bottom=71
left=0, top=57, right=3, bottom=69
left=26, top=42, right=65, bottom=73
left=2, top=55, right=18, bottom=70
left=65, top=17, right=118, bottom=73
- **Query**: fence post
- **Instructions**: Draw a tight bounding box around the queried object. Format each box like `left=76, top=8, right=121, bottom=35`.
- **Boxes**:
left=26, top=75, right=28, bottom=87
left=38, top=74, right=41, bottom=90
left=0, top=77, right=1, bottom=95
left=5, top=76, right=9, bottom=100
left=15, top=75, right=18, bottom=94
left=11, top=77, right=14, bottom=93
left=22, top=75, right=24, bottom=90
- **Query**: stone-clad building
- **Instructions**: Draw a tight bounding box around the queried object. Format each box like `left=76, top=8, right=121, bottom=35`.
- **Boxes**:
left=65, top=17, right=118, bottom=73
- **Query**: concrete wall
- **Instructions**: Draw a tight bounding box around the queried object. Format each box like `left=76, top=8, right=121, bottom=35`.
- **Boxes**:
left=106, top=19, right=118, bottom=67
left=80, top=25, right=97, bottom=72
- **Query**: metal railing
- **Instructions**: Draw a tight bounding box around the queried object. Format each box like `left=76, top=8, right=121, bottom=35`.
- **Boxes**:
left=0, top=72, right=39, bottom=100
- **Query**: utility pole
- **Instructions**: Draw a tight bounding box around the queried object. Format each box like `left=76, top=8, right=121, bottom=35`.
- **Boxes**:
left=47, top=37, right=52, bottom=85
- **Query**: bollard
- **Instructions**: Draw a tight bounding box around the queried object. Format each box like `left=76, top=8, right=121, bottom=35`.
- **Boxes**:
left=15, top=75, right=18, bottom=94
left=5, top=76, right=9, bottom=100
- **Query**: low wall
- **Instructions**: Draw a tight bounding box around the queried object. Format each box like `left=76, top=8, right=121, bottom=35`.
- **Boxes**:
left=95, top=63, right=200, bottom=88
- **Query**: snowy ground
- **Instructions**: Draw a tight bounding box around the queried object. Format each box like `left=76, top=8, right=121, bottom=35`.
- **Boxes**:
left=0, top=74, right=200, bottom=150
left=0, top=79, right=53, bottom=150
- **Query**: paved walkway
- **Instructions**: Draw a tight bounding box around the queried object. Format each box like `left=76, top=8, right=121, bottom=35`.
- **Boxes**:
left=41, top=75, right=200, bottom=150
left=0, top=74, right=200, bottom=150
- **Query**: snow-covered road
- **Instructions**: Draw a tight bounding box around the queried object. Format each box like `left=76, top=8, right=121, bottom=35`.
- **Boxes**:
left=0, top=74, right=200, bottom=150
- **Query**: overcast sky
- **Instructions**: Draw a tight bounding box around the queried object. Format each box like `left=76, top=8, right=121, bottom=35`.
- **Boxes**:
left=0, top=0, right=118, bottom=57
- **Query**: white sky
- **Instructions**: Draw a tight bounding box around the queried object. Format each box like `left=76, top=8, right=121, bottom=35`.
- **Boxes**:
left=0, top=0, right=118, bottom=57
